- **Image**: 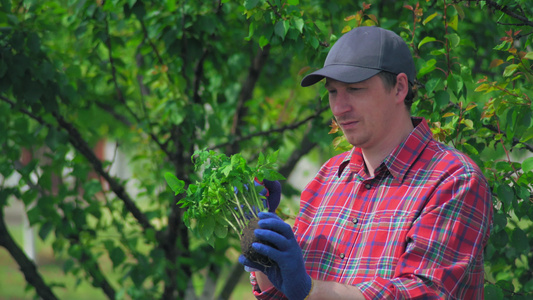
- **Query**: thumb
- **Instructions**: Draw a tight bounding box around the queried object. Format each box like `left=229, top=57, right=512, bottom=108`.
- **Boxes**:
left=262, top=180, right=281, bottom=212
left=238, top=254, right=266, bottom=273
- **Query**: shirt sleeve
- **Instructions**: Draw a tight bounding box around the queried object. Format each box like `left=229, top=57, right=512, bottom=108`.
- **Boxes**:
left=249, top=271, right=288, bottom=299
left=357, top=171, right=493, bottom=299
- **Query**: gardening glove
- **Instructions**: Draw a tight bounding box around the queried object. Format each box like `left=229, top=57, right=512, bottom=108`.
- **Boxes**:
left=256, top=179, right=281, bottom=213
left=239, top=212, right=312, bottom=300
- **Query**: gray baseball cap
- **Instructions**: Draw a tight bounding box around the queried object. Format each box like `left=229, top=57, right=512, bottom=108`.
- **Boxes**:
left=301, top=26, right=416, bottom=87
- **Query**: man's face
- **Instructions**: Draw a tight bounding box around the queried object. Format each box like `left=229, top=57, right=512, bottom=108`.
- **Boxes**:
left=326, top=75, right=400, bottom=150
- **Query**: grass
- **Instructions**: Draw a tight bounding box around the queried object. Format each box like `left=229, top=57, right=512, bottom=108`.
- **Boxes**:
left=0, top=223, right=256, bottom=300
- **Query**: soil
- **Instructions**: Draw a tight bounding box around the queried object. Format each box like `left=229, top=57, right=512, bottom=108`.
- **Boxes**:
left=240, top=218, right=274, bottom=267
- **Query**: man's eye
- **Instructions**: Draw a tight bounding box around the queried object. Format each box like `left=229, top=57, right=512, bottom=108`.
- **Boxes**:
left=348, top=87, right=361, bottom=92
left=327, top=90, right=337, bottom=94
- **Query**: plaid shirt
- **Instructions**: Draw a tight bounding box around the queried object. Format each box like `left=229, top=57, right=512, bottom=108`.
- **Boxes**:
left=250, top=117, right=492, bottom=299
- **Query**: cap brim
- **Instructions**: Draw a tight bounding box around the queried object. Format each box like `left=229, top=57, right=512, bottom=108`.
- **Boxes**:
left=300, top=65, right=381, bottom=87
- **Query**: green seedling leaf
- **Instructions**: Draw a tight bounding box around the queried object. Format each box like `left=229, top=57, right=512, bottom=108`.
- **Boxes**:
left=164, top=172, right=185, bottom=195
left=214, top=224, right=228, bottom=238
left=221, top=163, right=233, bottom=177
left=177, top=149, right=284, bottom=246
left=199, top=217, right=215, bottom=239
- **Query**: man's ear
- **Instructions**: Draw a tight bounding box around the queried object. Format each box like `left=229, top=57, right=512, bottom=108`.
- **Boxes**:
left=394, top=73, right=409, bottom=104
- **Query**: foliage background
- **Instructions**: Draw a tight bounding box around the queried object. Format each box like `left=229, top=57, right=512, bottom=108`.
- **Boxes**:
left=0, top=0, right=532, bottom=299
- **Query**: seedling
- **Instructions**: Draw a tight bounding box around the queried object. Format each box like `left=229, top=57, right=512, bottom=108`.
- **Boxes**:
left=164, top=149, right=285, bottom=266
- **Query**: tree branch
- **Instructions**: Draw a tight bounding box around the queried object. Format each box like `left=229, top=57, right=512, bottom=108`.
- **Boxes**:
left=7, top=117, right=117, bottom=300
left=193, top=48, right=209, bottom=104
left=0, top=95, right=155, bottom=233
left=0, top=209, right=59, bottom=300
left=464, top=0, right=533, bottom=27
left=214, top=105, right=329, bottom=151
left=52, top=112, right=155, bottom=232
left=482, top=123, right=533, bottom=153
left=227, top=45, right=272, bottom=154
left=278, top=124, right=320, bottom=178
left=216, top=262, right=245, bottom=300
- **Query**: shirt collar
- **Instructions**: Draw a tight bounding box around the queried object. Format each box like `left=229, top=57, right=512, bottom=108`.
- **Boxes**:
left=337, top=117, right=432, bottom=183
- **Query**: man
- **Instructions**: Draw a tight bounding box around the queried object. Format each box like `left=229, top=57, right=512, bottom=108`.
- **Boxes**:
left=239, top=26, right=493, bottom=299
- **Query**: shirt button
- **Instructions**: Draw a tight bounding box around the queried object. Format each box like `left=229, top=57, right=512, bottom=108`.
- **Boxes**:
left=340, top=253, right=345, bottom=259
left=365, top=183, right=371, bottom=189
left=352, top=218, right=358, bottom=224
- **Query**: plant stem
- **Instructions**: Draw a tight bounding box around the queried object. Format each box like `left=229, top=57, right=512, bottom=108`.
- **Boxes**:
left=227, top=202, right=246, bottom=232
left=221, top=211, right=240, bottom=234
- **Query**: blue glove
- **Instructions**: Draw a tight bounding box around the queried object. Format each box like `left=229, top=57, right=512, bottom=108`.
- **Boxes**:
left=257, top=179, right=281, bottom=213
left=239, top=212, right=312, bottom=300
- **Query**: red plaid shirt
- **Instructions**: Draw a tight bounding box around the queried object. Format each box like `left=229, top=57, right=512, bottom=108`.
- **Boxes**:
left=250, top=118, right=492, bottom=299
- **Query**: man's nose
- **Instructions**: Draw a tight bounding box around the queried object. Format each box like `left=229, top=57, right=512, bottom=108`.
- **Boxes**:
left=330, top=94, right=351, bottom=116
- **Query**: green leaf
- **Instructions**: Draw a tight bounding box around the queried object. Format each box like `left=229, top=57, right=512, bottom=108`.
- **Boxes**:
left=418, top=59, right=436, bottom=77
left=287, top=0, right=299, bottom=5
left=424, top=77, right=441, bottom=95
left=418, top=36, right=437, bottom=48
left=522, top=157, right=533, bottom=173
left=460, top=119, right=473, bottom=130
left=434, top=90, right=450, bottom=109
left=214, top=224, right=228, bottom=238
left=496, top=184, right=514, bottom=210
left=524, top=52, right=533, bottom=60
left=503, top=64, right=518, bottom=77
left=257, top=152, right=265, bottom=166
left=448, top=14, right=458, bottom=31
left=445, top=33, right=460, bottom=48
left=422, top=12, right=438, bottom=25
left=461, top=142, right=478, bottom=155
left=244, top=0, right=260, bottom=10
left=221, top=163, right=233, bottom=176
left=511, top=228, right=529, bottom=254
left=38, top=222, right=54, bottom=241
left=484, top=284, right=504, bottom=300
left=492, top=212, right=507, bottom=233
left=27, top=205, right=41, bottom=226
left=293, top=18, right=304, bottom=33
left=491, top=230, right=508, bottom=248
left=259, top=35, right=269, bottom=48
left=110, top=247, right=126, bottom=268
left=267, top=150, right=279, bottom=165
left=27, top=32, right=41, bottom=55
left=63, top=258, right=75, bottom=274
left=274, top=20, right=289, bottom=40
left=164, top=172, right=185, bottom=195
left=199, top=217, right=215, bottom=240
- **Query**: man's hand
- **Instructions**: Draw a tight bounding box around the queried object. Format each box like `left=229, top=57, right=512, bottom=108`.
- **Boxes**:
left=257, top=179, right=281, bottom=212
left=239, top=212, right=312, bottom=300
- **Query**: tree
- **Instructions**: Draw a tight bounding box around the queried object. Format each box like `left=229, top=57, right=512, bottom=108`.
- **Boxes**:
left=0, top=0, right=531, bottom=299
